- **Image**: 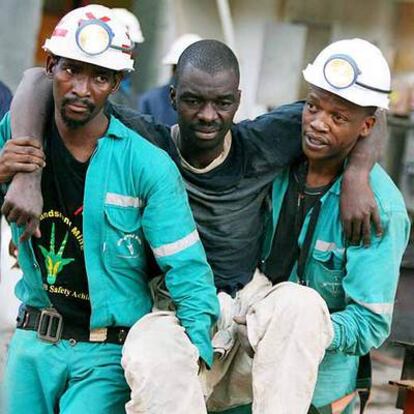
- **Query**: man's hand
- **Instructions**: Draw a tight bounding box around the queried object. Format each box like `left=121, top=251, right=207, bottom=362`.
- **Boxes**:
left=340, top=168, right=383, bottom=246
left=233, top=315, right=254, bottom=358
left=2, top=171, right=43, bottom=241
left=0, top=137, right=45, bottom=183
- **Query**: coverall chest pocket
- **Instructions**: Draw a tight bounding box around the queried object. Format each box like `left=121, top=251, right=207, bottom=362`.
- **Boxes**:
left=311, top=247, right=346, bottom=310
left=103, top=205, right=145, bottom=271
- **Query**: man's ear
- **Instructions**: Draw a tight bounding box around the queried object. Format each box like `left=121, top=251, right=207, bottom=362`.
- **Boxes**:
left=360, top=116, right=377, bottom=138
left=110, top=72, right=123, bottom=95
left=170, top=85, right=177, bottom=111
left=45, top=55, right=57, bottom=79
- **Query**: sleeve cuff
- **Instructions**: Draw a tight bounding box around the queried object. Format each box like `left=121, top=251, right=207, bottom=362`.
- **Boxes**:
left=196, top=341, right=213, bottom=368
left=327, top=319, right=342, bottom=352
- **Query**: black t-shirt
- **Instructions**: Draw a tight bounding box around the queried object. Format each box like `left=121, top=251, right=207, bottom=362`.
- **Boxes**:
left=108, top=102, right=303, bottom=295
left=263, top=161, right=330, bottom=284
left=32, top=121, right=91, bottom=328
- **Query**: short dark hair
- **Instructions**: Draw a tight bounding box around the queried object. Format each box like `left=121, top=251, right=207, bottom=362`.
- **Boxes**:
left=175, top=39, right=240, bottom=84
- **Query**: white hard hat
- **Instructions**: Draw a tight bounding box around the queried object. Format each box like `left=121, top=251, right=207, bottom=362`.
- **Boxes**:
left=112, top=8, right=144, bottom=44
left=162, top=33, right=202, bottom=65
left=43, top=4, right=134, bottom=72
left=302, top=38, right=391, bottom=109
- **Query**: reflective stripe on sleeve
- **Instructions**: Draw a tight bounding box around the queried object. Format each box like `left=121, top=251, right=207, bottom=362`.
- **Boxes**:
left=152, top=230, right=200, bottom=258
left=354, top=299, right=394, bottom=315
left=105, top=192, right=143, bottom=208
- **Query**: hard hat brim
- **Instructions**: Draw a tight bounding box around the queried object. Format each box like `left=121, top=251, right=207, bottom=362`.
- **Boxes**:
left=44, top=40, right=134, bottom=72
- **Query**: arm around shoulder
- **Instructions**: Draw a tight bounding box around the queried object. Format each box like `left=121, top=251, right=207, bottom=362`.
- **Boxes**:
left=11, top=67, right=52, bottom=142
left=237, top=101, right=304, bottom=170
left=341, top=110, right=388, bottom=245
left=1, top=67, right=51, bottom=238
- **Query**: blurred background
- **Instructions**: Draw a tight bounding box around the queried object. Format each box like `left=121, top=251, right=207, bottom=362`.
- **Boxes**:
left=2, top=0, right=414, bottom=412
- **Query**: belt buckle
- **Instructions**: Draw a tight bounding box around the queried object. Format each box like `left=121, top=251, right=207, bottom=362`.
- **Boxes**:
left=37, top=308, right=63, bottom=343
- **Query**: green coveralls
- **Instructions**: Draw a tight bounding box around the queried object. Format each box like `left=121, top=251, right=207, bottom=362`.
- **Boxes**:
left=0, top=113, right=219, bottom=413
left=261, top=164, right=410, bottom=412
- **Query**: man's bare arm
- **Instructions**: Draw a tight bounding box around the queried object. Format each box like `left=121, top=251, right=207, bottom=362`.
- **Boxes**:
left=342, top=109, right=386, bottom=246
left=0, top=137, right=45, bottom=183
left=1, top=67, right=52, bottom=240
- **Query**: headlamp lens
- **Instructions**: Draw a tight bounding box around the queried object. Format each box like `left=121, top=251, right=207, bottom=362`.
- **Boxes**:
left=77, top=21, right=111, bottom=56
left=324, top=56, right=357, bottom=89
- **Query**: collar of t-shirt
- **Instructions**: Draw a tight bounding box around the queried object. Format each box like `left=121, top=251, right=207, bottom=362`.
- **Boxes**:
left=170, top=124, right=232, bottom=174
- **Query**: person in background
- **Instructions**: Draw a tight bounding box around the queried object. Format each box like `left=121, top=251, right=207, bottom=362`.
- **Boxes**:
left=0, top=80, right=12, bottom=260
left=138, top=33, right=201, bottom=126
left=0, top=81, right=12, bottom=121
left=110, top=8, right=145, bottom=107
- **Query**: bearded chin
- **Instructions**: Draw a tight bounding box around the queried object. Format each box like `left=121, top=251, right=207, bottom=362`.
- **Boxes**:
left=60, top=105, right=93, bottom=129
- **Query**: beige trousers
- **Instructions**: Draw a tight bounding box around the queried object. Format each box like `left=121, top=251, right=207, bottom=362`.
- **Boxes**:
left=122, top=271, right=333, bottom=414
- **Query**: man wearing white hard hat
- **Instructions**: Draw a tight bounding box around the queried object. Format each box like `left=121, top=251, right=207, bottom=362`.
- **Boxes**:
left=138, top=33, right=202, bottom=126
left=0, top=5, right=218, bottom=413
left=258, top=39, right=410, bottom=413
left=112, top=8, right=145, bottom=45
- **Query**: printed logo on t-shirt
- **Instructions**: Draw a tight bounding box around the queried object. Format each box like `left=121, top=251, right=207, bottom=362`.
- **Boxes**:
left=35, top=207, right=88, bottom=302
left=38, top=222, right=75, bottom=285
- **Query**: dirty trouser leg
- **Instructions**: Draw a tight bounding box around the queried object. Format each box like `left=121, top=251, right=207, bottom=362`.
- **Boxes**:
left=122, top=311, right=206, bottom=414
left=246, top=279, right=334, bottom=414
left=205, top=342, right=253, bottom=412
left=204, top=291, right=254, bottom=412
left=205, top=272, right=281, bottom=412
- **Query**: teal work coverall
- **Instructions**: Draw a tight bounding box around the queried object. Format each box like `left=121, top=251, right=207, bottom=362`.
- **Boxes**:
left=0, top=113, right=219, bottom=413
left=261, top=164, right=410, bottom=413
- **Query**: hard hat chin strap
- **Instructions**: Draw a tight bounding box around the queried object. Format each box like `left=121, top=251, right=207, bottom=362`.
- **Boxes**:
left=354, top=80, right=391, bottom=95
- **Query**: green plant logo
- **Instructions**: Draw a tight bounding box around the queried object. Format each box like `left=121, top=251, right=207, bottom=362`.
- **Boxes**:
left=39, top=223, right=75, bottom=285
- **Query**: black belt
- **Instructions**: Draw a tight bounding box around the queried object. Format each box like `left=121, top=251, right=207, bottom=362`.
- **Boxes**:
left=16, top=306, right=129, bottom=345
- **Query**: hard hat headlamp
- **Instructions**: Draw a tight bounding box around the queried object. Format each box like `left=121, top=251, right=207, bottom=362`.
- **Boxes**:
left=323, top=54, right=390, bottom=94
left=76, top=19, right=132, bottom=56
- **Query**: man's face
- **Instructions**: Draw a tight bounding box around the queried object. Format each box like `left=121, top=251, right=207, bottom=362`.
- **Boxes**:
left=302, top=86, right=376, bottom=164
left=46, top=56, right=121, bottom=128
left=170, top=65, right=240, bottom=151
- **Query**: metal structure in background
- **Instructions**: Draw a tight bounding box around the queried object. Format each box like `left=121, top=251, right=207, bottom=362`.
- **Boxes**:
left=216, top=0, right=236, bottom=52
left=256, top=22, right=307, bottom=108
left=0, top=0, right=42, bottom=91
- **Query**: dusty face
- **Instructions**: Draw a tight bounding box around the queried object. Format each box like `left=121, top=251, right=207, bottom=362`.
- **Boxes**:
left=46, top=56, right=121, bottom=128
left=170, top=65, right=240, bottom=152
left=302, top=86, right=376, bottom=164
